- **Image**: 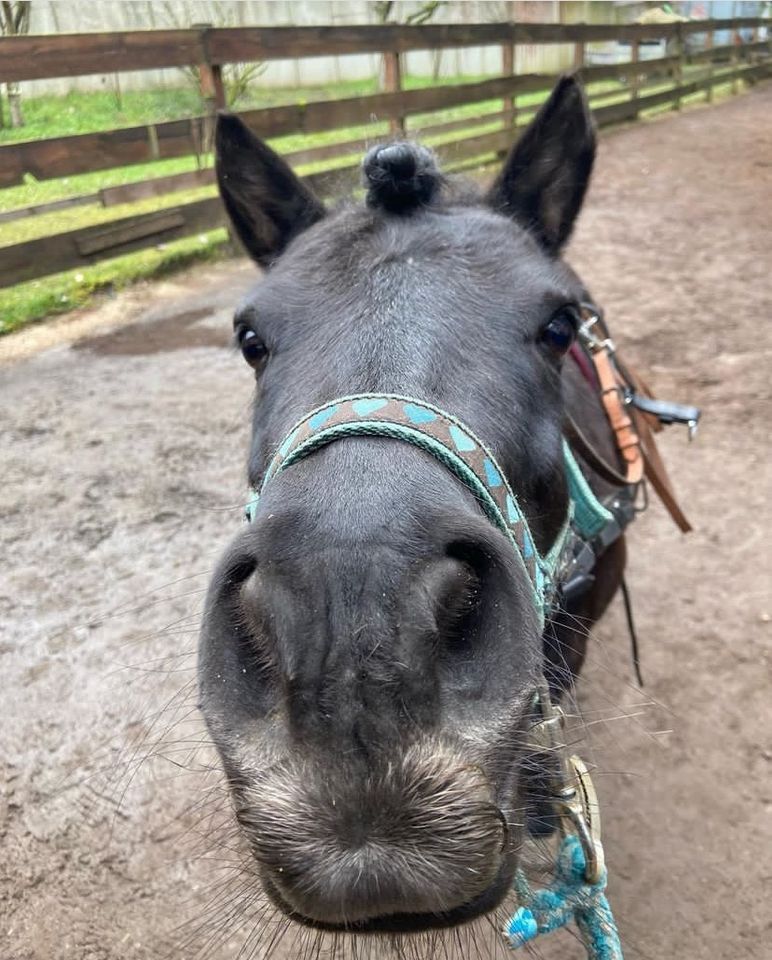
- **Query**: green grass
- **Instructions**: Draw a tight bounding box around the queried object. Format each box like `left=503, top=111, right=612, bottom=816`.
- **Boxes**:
left=0, top=67, right=752, bottom=335
left=0, top=79, right=378, bottom=145
left=0, top=75, right=608, bottom=219
left=0, top=79, right=489, bottom=218
left=0, top=227, right=230, bottom=335
left=0, top=71, right=549, bottom=146
left=0, top=73, right=551, bottom=334
left=0, top=154, right=206, bottom=213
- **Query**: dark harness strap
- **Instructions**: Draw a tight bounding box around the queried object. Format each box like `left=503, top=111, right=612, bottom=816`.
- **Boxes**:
left=563, top=413, right=632, bottom=488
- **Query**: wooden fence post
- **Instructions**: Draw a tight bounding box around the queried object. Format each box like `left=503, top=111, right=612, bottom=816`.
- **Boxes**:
left=383, top=50, right=405, bottom=136
left=195, top=24, right=227, bottom=153
left=199, top=63, right=226, bottom=112
left=574, top=39, right=585, bottom=72
left=630, top=38, right=640, bottom=102
left=731, top=29, right=740, bottom=95
left=501, top=40, right=516, bottom=128
left=673, top=24, right=683, bottom=110
left=705, top=27, right=714, bottom=103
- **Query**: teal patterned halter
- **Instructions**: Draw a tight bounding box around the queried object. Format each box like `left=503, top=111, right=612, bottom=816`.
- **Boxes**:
left=245, top=394, right=612, bottom=625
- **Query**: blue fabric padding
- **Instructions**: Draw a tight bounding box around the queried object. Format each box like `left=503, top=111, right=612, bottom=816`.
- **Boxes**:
left=506, top=836, right=623, bottom=960
left=563, top=441, right=614, bottom=539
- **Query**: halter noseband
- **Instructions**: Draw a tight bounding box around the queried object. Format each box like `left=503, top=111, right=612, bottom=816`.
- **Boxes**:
left=245, top=393, right=612, bottom=625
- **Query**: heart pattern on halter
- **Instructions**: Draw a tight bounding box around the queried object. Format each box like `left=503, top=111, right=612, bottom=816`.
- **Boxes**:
left=249, top=393, right=574, bottom=621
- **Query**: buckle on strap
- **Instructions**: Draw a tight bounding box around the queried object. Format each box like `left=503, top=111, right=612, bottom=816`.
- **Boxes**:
left=529, top=684, right=605, bottom=884
left=578, top=309, right=615, bottom=355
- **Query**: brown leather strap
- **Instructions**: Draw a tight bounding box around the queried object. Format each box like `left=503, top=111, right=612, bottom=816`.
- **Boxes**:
left=631, top=406, right=693, bottom=533
left=563, top=413, right=630, bottom=487
left=591, top=347, right=644, bottom=486
left=566, top=322, right=692, bottom=532
left=613, top=357, right=663, bottom=434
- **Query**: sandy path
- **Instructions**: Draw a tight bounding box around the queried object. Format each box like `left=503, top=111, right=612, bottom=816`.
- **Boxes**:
left=1, top=84, right=770, bottom=960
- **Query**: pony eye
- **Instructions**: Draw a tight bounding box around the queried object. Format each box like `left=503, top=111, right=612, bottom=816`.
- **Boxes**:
left=540, top=309, right=578, bottom=355
left=237, top=327, right=268, bottom=369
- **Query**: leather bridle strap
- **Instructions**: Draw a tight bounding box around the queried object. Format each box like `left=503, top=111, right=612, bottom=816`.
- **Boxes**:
left=590, top=346, right=644, bottom=486
left=562, top=413, right=631, bottom=488
left=632, top=405, right=693, bottom=533
left=565, top=360, right=693, bottom=532
left=572, top=308, right=692, bottom=533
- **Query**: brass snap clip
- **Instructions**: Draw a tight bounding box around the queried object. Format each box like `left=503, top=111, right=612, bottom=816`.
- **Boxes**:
left=530, top=684, right=605, bottom=885
left=553, top=754, right=605, bottom=884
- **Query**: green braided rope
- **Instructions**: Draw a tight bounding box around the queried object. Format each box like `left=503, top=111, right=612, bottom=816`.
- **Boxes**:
left=563, top=442, right=613, bottom=539
left=275, top=420, right=545, bottom=614
left=248, top=394, right=618, bottom=621
left=263, top=393, right=526, bottom=507
left=279, top=421, right=513, bottom=543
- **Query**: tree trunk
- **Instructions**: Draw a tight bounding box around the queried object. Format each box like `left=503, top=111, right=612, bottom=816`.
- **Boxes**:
left=8, top=83, right=23, bottom=127
left=1, top=2, right=32, bottom=128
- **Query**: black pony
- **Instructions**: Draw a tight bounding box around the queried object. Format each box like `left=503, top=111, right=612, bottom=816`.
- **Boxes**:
left=199, top=76, right=625, bottom=936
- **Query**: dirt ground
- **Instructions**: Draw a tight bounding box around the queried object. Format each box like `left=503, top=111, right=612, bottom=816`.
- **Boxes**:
left=1, top=85, right=770, bottom=960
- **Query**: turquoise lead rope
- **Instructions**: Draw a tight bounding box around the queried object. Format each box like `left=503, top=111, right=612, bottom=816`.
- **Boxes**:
left=246, top=393, right=624, bottom=959
left=506, top=836, right=623, bottom=960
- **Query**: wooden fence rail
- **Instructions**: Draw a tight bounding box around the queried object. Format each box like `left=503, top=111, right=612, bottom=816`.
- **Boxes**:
left=3, top=40, right=769, bottom=190
left=0, top=18, right=769, bottom=291
left=2, top=57, right=768, bottom=291
left=0, top=18, right=767, bottom=83
left=0, top=72, right=551, bottom=187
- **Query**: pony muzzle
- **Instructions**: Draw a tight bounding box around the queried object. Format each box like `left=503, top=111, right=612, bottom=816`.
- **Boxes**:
left=237, top=742, right=508, bottom=926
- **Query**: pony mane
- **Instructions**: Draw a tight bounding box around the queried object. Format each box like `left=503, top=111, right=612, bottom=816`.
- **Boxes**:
left=362, top=142, right=445, bottom=214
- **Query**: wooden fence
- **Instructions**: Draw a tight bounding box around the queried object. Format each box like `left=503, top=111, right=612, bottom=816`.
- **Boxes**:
left=0, top=17, right=769, bottom=289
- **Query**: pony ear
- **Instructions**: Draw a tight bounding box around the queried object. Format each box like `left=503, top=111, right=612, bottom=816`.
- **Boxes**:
left=215, top=113, right=326, bottom=268
left=486, top=75, right=596, bottom=255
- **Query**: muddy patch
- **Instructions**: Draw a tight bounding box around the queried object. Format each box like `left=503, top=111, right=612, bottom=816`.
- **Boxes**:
left=74, top=307, right=228, bottom=355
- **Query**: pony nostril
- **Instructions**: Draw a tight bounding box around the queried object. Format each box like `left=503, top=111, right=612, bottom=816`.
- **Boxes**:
left=425, top=555, right=480, bottom=644
left=446, top=538, right=492, bottom=577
